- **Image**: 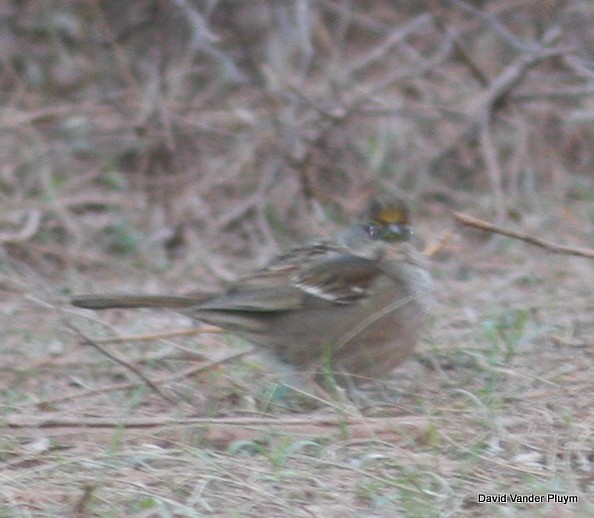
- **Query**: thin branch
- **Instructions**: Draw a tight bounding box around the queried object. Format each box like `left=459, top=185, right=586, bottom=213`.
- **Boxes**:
left=431, top=14, right=490, bottom=87
left=67, top=324, right=176, bottom=404
left=454, top=212, right=594, bottom=259
left=422, top=32, right=565, bottom=194
left=424, top=231, right=456, bottom=257
left=0, top=209, right=41, bottom=243
left=511, top=86, right=594, bottom=102
left=93, top=326, right=222, bottom=344
left=20, top=350, right=251, bottom=409
left=5, top=413, right=430, bottom=443
left=471, top=40, right=564, bottom=114
left=445, top=0, right=543, bottom=52
left=479, top=112, right=505, bottom=220
left=347, top=14, right=432, bottom=76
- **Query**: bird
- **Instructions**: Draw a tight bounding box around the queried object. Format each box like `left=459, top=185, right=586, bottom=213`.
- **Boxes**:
left=72, top=196, right=433, bottom=388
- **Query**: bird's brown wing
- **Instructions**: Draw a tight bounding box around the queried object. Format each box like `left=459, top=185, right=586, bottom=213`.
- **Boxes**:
left=292, top=254, right=381, bottom=304
left=197, top=245, right=382, bottom=312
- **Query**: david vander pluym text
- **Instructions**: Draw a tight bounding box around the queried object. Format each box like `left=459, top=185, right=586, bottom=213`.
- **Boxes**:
left=478, top=494, right=577, bottom=504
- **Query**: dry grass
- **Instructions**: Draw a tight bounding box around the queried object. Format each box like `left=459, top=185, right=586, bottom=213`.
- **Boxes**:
left=2, top=1, right=594, bottom=516
left=3, top=205, right=593, bottom=517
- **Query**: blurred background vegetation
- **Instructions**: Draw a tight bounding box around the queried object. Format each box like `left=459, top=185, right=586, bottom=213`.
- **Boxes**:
left=1, top=0, right=593, bottom=285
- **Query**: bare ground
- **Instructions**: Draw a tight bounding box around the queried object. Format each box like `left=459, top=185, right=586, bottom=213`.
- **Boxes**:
left=2, top=201, right=593, bottom=517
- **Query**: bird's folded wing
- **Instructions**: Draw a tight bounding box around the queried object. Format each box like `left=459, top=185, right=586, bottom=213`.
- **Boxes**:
left=198, top=254, right=382, bottom=313
left=197, top=286, right=305, bottom=312
left=292, top=254, right=381, bottom=304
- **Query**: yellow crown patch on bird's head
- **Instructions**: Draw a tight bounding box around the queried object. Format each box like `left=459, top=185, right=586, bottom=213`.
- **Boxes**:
left=363, top=196, right=412, bottom=242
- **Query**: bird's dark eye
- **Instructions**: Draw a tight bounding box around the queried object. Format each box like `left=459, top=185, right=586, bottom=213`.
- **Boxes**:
left=366, top=223, right=411, bottom=242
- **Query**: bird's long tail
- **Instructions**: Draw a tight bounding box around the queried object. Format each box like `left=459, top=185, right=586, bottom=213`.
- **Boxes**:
left=71, top=294, right=200, bottom=310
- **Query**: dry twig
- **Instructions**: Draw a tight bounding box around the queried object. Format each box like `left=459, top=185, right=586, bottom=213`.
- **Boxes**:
left=0, top=209, right=41, bottom=243
left=24, top=350, right=251, bottom=408
left=93, top=325, right=222, bottom=344
left=68, top=323, right=176, bottom=403
left=5, top=413, right=430, bottom=445
left=454, top=212, right=594, bottom=259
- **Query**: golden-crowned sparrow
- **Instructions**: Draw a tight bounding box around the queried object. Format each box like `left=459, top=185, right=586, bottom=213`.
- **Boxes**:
left=72, top=196, right=432, bottom=385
